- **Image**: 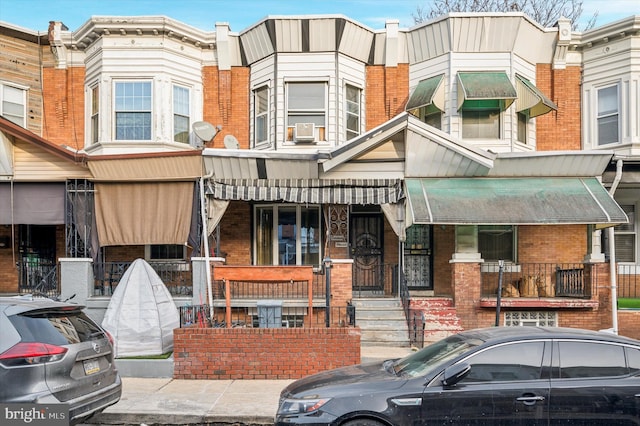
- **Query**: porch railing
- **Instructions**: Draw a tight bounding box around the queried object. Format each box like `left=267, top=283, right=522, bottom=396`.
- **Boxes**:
left=93, top=261, right=192, bottom=296
left=18, top=257, right=59, bottom=298
left=352, top=263, right=399, bottom=298
left=179, top=304, right=355, bottom=329
left=617, top=264, right=640, bottom=299
left=211, top=279, right=325, bottom=300
left=481, top=262, right=591, bottom=298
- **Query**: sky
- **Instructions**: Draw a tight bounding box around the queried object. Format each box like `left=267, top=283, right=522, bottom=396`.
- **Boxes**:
left=0, top=0, right=637, bottom=33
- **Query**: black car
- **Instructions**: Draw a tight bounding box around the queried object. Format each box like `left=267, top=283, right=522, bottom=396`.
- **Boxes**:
left=0, top=295, right=122, bottom=425
left=276, top=326, right=640, bottom=425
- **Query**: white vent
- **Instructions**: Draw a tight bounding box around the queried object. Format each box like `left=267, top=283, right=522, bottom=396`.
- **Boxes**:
left=294, top=123, right=315, bottom=142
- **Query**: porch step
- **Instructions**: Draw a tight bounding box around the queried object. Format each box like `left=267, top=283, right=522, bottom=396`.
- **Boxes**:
left=412, top=297, right=464, bottom=343
left=352, top=298, right=410, bottom=347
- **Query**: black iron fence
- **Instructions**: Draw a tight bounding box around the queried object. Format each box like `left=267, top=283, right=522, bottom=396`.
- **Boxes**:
left=481, top=262, right=590, bottom=298
left=617, top=265, right=640, bottom=299
left=352, top=263, right=399, bottom=298
left=94, top=261, right=192, bottom=296
left=179, top=304, right=355, bottom=329
left=17, top=257, right=59, bottom=298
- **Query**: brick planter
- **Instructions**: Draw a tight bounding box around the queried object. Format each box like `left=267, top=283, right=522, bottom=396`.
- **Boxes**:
left=173, top=327, right=361, bottom=379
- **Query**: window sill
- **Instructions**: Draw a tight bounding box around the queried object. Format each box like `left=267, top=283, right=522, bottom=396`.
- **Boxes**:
left=479, top=297, right=599, bottom=309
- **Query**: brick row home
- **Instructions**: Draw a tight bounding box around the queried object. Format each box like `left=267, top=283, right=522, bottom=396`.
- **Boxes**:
left=0, top=13, right=638, bottom=344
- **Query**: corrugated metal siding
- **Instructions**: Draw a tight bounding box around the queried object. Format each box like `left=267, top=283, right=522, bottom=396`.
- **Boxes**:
left=309, top=19, right=336, bottom=51
left=408, top=19, right=450, bottom=64
left=13, top=141, right=89, bottom=181
left=240, top=24, right=274, bottom=65
left=451, top=16, right=520, bottom=52
left=338, top=21, right=374, bottom=62
left=275, top=19, right=302, bottom=52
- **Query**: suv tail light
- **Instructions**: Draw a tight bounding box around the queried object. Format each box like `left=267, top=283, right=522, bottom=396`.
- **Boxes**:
left=0, top=342, right=68, bottom=366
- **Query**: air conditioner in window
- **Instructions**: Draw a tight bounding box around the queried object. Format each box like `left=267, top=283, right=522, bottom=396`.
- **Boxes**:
left=294, top=123, right=315, bottom=142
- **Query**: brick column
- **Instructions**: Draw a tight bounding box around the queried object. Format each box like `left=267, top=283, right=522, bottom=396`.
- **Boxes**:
left=451, top=260, right=482, bottom=330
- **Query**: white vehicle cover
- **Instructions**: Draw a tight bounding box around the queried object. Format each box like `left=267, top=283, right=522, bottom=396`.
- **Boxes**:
left=101, top=258, right=180, bottom=357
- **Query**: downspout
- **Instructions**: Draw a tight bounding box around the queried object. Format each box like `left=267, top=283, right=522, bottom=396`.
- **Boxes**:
left=608, top=159, right=623, bottom=334
left=199, top=172, right=214, bottom=318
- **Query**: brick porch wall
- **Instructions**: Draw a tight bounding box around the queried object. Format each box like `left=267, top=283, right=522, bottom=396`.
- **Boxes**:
left=173, top=327, right=361, bottom=379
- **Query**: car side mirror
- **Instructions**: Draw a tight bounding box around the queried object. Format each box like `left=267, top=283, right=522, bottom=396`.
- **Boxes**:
left=442, top=362, right=471, bottom=387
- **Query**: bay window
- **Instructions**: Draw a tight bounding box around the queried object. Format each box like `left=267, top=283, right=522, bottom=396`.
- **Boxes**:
left=345, top=84, right=361, bottom=140
left=173, top=85, right=190, bottom=144
left=254, top=85, right=269, bottom=145
left=287, top=82, right=326, bottom=142
left=597, top=85, right=619, bottom=145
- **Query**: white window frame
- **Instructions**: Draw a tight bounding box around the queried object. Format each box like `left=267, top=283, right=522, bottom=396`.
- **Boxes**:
left=461, top=107, right=501, bottom=139
left=253, top=85, right=269, bottom=146
left=254, top=205, right=322, bottom=266
left=597, top=84, right=620, bottom=145
left=505, top=311, right=557, bottom=327
left=614, top=204, right=636, bottom=263
left=172, top=84, right=191, bottom=144
left=90, top=85, right=99, bottom=144
left=1, top=81, right=27, bottom=127
left=345, top=83, right=361, bottom=141
left=286, top=81, right=327, bottom=142
left=113, top=80, right=152, bottom=141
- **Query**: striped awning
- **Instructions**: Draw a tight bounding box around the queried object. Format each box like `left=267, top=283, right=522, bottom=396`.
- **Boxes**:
left=206, top=179, right=404, bottom=204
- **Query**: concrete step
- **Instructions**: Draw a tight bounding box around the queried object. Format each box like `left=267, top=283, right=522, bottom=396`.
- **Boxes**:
left=353, top=297, right=409, bottom=347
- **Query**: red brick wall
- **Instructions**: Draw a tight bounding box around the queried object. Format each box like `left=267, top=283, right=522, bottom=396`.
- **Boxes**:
left=202, top=66, right=250, bottom=149
left=618, top=311, right=640, bottom=340
left=217, top=201, right=251, bottom=264
left=365, top=64, right=409, bottom=130
left=536, top=64, right=582, bottom=151
left=0, top=226, right=17, bottom=293
left=173, top=327, right=361, bottom=379
left=518, top=225, right=587, bottom=263
left=41, top=66, right=85, bottom=150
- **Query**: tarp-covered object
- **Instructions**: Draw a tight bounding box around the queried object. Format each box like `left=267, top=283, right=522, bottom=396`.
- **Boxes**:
left=102, top=259, right=179, bottom=357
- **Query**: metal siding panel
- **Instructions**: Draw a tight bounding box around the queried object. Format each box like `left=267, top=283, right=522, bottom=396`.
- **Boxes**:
left=13, top=142, right=89, bottom=181
left=275, top=19, right=302, bottom=52
left=339, top=21, right=373, bottom=62
left=241, top=24, right=274, bottom=64
left=309, top=19, right=336, bottom=51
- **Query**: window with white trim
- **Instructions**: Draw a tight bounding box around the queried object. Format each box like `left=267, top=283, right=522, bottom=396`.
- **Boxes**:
left=254, top=85, right=269, bottom=145
left=286, top=82, right=326, bottom=142
left=114, top=81, right=152, bottom=140
left=597, top=85, right=619, bottom=145
left=462, top=107, right=500, bottom=139
left=615, top=204, right=635, bottom=263
left=345, top=84, right=361, bottom=140
left=173, top=85, right=190, bottom=144
left=90, top=85, right=99, bottom=143
left=478, top=225, right=516, bottom=262
left=1, top=83, right=26, bottom=127
left=505, top=311, right=557, bottom=327
left=517, top=111, right=528, bottom=144
left=255, top=205, right=321, bottom=266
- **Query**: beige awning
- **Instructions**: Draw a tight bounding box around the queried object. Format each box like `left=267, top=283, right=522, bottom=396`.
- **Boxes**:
left=406, top=74, right=445, bottom=112
left=457, top=71, right=517, bottom=111
left=95, top=182, right=194, bottom=246
left=88, top=154, right=202, bottom=182
left=515, top=74, right=558, bottom=118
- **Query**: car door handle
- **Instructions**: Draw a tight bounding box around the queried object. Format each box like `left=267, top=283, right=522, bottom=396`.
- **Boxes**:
left=516, top=395, right=545, bottom=406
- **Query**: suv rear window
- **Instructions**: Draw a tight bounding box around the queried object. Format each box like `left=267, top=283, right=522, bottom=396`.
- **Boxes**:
left=9, top=311, right=104, bottom=345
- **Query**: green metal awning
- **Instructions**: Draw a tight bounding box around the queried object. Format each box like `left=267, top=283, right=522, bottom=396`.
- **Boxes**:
left=457, top=71, right=517, bottom=111
left=405, top=177, right=628, bottom=227
left=515, top=74, right=558, bottom=118
left=406, top=74, right=445, bottom=111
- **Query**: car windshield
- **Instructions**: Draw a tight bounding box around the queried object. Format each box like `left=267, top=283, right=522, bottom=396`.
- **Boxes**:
left=392, top=334, right=483, bottom=378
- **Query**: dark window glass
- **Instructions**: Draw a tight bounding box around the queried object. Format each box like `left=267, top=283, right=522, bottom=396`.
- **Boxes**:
left=462, top=342, right=545, bottom=382
left=626, top=347, right=640, bottom=375
left=558, top=341, right=628, bottom=378
left=10, top=311, right=103, bottom=345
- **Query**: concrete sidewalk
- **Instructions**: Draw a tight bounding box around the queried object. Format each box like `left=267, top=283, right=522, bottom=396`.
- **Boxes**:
left=88, top=346, right=415, bottom=425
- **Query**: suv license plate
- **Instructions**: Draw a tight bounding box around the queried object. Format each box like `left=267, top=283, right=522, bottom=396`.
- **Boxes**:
left=83, top=359, right=100, bottom=375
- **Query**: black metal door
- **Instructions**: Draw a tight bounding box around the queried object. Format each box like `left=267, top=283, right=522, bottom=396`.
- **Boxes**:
left=404, top=225, right=433, bottom=290
left=350, top=213, right=383, bottom=292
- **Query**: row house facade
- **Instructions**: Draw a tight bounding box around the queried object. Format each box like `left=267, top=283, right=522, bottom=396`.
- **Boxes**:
left=0, top=12, right=638, bottom=341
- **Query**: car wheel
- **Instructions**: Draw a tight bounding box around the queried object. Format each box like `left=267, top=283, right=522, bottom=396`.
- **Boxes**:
left=342, top=419, right=387, bottom=426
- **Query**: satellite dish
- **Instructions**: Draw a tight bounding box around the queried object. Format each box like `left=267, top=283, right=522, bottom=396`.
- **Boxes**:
left=192, top=121, right=220, bottom=142
left=224, top=134, right=240, bottom=149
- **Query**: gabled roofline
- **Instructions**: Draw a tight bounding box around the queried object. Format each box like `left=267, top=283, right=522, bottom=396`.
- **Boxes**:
left=0, top=116, right=88, bottom=165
